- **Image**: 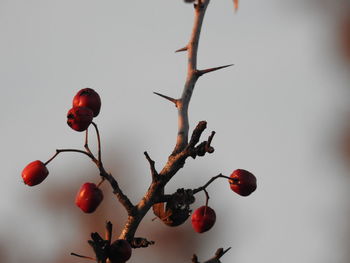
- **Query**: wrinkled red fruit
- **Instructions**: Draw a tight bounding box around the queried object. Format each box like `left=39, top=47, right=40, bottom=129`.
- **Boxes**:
left=229, top=169, right=257, bottom=196
left=191, top=206, right=216, bottom=233
left=67, top=106, right=93, bottom=132
left=108, top=239, right=132, bottom=263
left=75, top=183, right=103, bottom=213
left=73, top=88, right=101, bottom=117
left=22, top=160, right=49, bottom=186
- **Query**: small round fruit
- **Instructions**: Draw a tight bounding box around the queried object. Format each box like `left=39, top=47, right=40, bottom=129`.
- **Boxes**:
left=108, top=239, right=132, bottom=263
left=75, top=183, right=103, bottom=213
left=22, top=160, right=49, bottom=186
left=191, top=205, right=216, bottom=233
left=67, top=106, right=93, bottom=132
left=73, top=88, right=101, bottom=117
left=229, top=169, right=257, bottom=196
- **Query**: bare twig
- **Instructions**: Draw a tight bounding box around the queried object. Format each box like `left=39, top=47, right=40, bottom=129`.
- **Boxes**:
left=105, top=221, right=112, bottom=246
left=44, top=149, right=96, bottom=166
left=84, top=129, right=93, bottom=156
left=192, top=174, right=232, bottom=194
left=174, top=0, right=211, bottom=154
left=144, top=151, right=158, bottom=180
left=99, top=167, right=135, bottom=214
left=91, top=122, right=102, bottom=164
left=45, top=148, right=134, bottom=214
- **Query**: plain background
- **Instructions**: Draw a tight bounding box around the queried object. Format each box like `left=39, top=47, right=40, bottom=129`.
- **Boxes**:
left=1, top=0, right=350, bottom=262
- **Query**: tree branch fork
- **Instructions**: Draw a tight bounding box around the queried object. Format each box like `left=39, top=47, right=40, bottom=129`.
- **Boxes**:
left=44, top=1, right=235, bottom=262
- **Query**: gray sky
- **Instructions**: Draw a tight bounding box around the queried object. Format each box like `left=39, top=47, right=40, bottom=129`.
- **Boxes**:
left=2, top=0, right=350, bottom=263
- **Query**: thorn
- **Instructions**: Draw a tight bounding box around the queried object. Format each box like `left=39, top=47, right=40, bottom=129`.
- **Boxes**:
left=175, top=46, right=188, bottom=53
left=222, top=247, right=232, bottom=256
left=153, top=92, right=179, bottom=107
left=197, top=64, right=234, bottom=76
left=70, top=253, right=96, bottom=261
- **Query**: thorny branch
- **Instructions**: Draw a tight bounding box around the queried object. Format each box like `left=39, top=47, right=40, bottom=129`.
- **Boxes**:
left=68, top=0, right=234, bottom=261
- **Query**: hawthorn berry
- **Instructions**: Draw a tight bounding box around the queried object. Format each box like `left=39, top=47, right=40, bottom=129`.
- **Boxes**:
left=21, top=160, right=49, bottom=186
left=229, top=169, right=257, bottom=196
left=108, top=239, right=132, bottom=263
left=67, top=106, right=93, bottom=132
left=73, top=88, right=101, bottom=117
left=191, top=205, right=216, bottom=233
left=75, top=183, right=103, bottom=213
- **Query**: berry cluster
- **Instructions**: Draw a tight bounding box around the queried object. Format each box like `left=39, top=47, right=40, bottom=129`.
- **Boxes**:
left=22, top=88, right=105, bottom=213
left=67, top=88, right=101, bottom=131
left=21, top=88, right=256, bottom=262
left=191, top=169, right=257, bottom=233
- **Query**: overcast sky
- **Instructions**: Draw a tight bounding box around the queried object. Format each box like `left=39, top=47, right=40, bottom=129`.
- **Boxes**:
left=1, top=1, right=350, bottom=263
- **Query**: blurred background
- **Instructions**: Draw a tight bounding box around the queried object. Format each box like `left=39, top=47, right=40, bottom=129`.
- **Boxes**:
left=1, top=0, right=350, bottom=262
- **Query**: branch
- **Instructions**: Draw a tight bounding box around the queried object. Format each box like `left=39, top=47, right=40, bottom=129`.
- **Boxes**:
left=45, top=149, right=96, bottom=166
left=192, top=174, right=232, bottom=194
left=144, top=151, right=159, bottom=181
left=192, top=247, right=232, bottom=263
left=117, top=0, right=218, bottom=242
left=173, top=0, right=211, bottom=154
left=99, top=166, right=135, bottom=215
left=91, top=122, right=102, bottom=163
left=105, top=221, right=112, bottom=246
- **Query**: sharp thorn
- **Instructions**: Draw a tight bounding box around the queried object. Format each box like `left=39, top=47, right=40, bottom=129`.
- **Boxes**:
left=175, top=46, right=188, bottom=53
left=222, top=247, right=232, bottom=255
left=197, top=64, right=234, bottom=76
left=70, top=253, right=96, bottom=261
left=153, top=92, right=179, bottom=106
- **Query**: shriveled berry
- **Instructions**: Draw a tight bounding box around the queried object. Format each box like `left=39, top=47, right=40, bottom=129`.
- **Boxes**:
left=191, top=205, right=216, bottom=233
left=22, top=160, right=49, bottom=186
left=75, top=183, right=103, bottom=213
left=108, top=239, right=132, bottom=263
left=229, top=169, right=257, bottom=196
left=67, top=106, right=93, bottom=132
left=73, top=88, right=101, bottom=117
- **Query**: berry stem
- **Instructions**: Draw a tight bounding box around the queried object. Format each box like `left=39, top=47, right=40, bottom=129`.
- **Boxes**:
left=44, top=149, right=96, bottom=166
left=192, top=173, right=232, bottom=194
left=84, top=128, right=94, bottom=156
left=96, top=177, right=105, bottom=188
left=204, top=188, right=209, bottom=208
left=92, top=122, right=102, bottom=164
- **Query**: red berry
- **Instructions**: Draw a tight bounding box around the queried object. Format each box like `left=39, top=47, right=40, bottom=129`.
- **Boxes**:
left=75, top=183, right=103, bottom=213
left=67, top=106, right=93, bottom=132
left=108, top=239, right=132, bottom=263
left=21, top=160, right=49, bottom=186
left=73, top=88, right=101, bottom=117
left=229, top=169, right=257, bottom=196
left=191, top=205, right=216, bottom=233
